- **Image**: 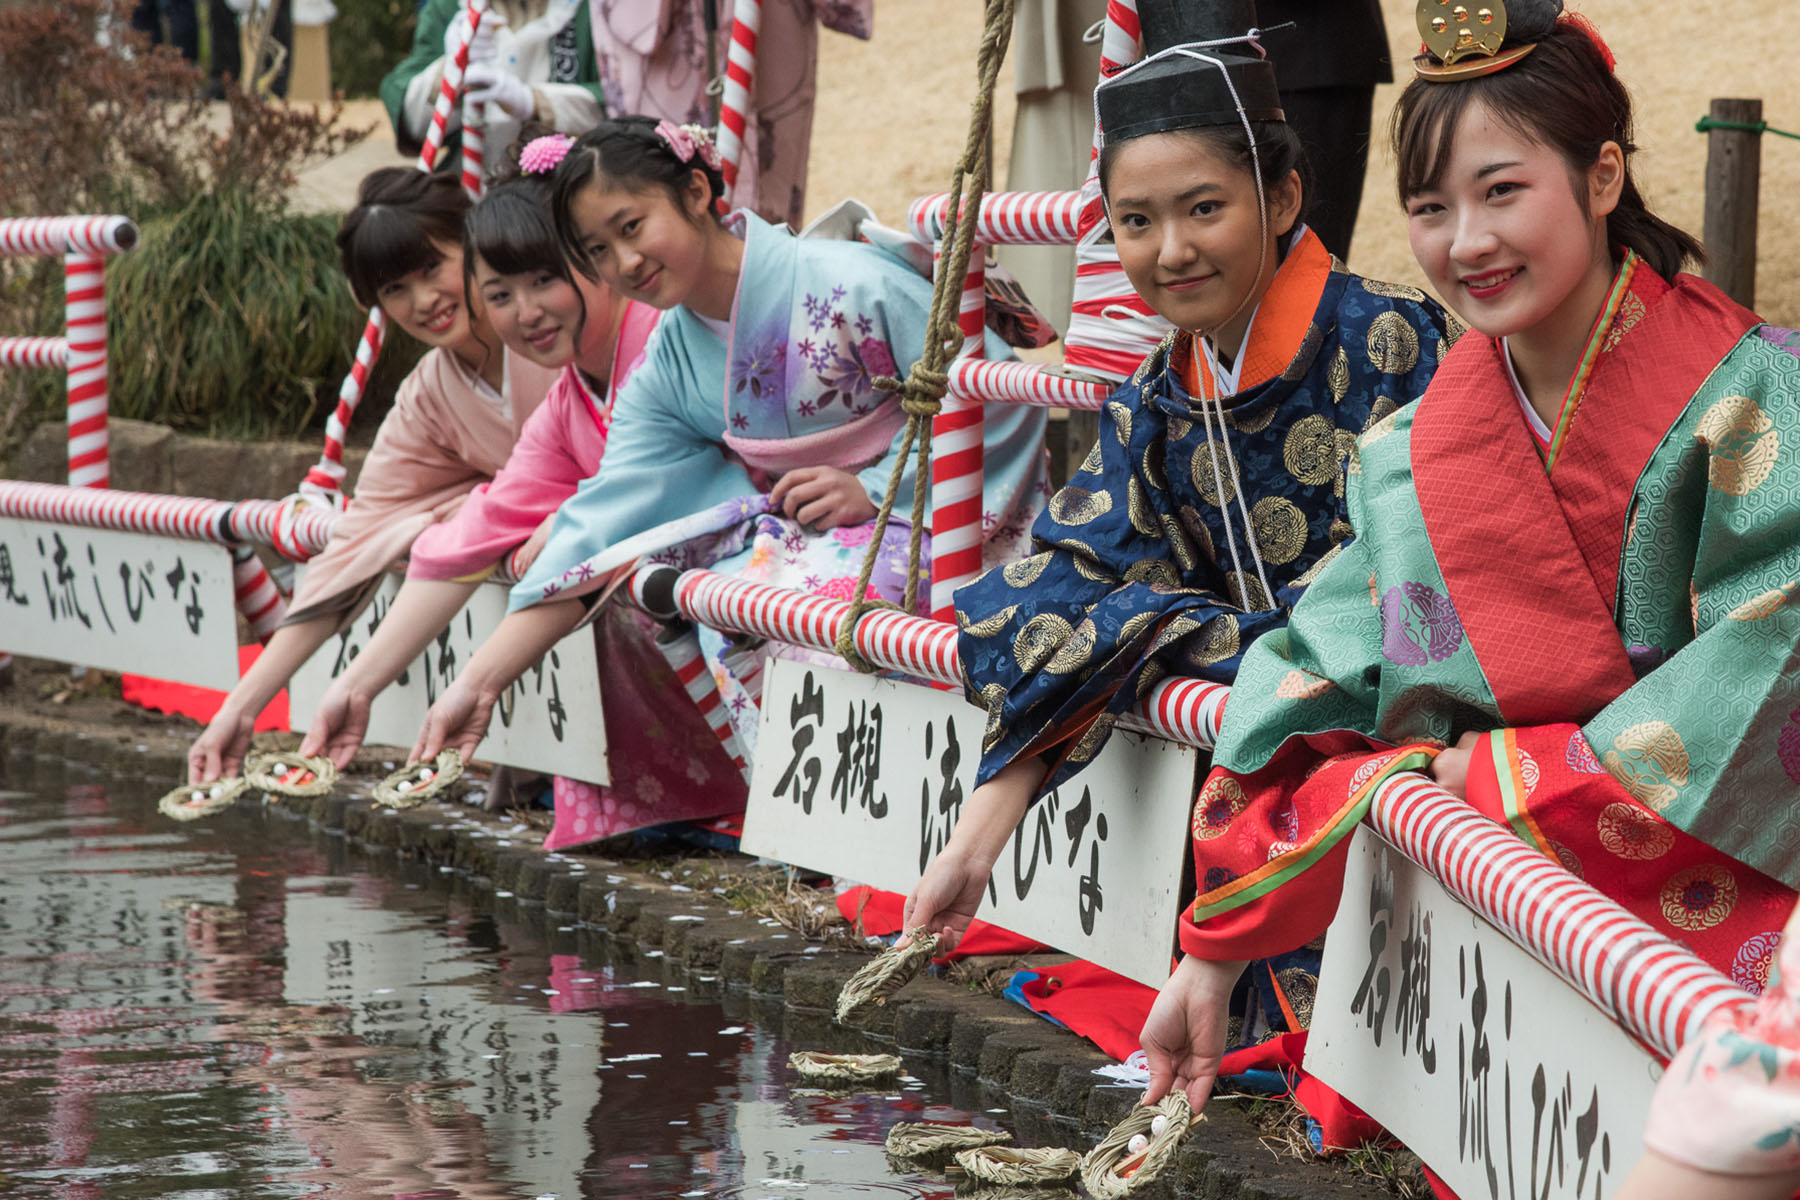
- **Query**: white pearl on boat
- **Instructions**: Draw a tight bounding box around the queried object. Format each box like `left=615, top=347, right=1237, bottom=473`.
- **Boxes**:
left=1128, top=1133, right=1149, bottom=1155
left=209, top=784, right=224, bottom=798
left=396, top=781, right=414, bottom=793
left=189, top=790, right=207, bottom=804
left=1150, top=1115, right=1168, bottom=1138
left=272, top=763, right=289, bottom=777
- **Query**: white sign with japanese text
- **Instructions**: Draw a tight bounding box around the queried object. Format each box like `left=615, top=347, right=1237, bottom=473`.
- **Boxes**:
left=1307, top=827, right=1659, bottom=1199
left=0, top=518, right=240, bottom=688
left=745, top=658, right=1201, bottom=986
left=288, top=570, right=608, bottom=782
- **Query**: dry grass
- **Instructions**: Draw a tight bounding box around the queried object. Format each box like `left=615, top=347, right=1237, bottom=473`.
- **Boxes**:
left=1238, top=1095, right=1430, bottom=1199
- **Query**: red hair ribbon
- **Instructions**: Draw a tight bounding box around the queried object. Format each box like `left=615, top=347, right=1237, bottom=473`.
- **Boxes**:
left=1559, top=12, right=1616, bottom=72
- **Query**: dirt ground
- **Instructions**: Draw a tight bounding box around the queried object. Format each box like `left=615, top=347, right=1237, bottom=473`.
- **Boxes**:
left=294, top=0, right=1798, bottom=324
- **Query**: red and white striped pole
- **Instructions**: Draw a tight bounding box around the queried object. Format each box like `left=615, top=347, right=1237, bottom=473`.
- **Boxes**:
left=714, top=0, right=761, bottom=206
left=460, top=88, right=485, bottom=200
left=296, top=0, right=486, bottom=508
left=928, top=241, right=987, bottom=622
left=655, top=623, right=752, bottom=784
left=63, top=251, right=109, bottom=489
left=1064, top=0, right=1169, bottom=382
left=230, top=544, right=286, bottom=641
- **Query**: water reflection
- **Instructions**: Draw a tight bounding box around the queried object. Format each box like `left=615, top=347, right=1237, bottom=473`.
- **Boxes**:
left=0, top=771, right=1002, bottom=1198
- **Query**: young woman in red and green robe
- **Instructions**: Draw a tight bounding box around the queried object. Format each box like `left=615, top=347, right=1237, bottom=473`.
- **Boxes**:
left=1141, top=5, right=1800, bottom=1151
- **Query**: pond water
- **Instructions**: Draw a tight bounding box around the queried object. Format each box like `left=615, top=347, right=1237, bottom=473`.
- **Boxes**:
left=0, top=760, right=1013, bottom=1199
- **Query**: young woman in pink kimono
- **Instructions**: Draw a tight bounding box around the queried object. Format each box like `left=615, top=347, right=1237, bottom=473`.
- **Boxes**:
left=407, top=115, right=1049, bottom=772
left=299, top=144, right=745, bottom=848
left=185, top=166, right=561, bottom=786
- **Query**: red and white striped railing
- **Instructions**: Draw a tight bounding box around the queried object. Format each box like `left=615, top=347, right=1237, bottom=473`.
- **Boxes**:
left=0, top=480, right=336, bottom=557
left=0, top=215, right=139, bottom=491
left=1368, top=772, right=1756, bottom=1061
left=660, top=565, right=1229, bottom=750
left=714, top=0, right=761, bottom=204
left=908, top=190, right=1085, bottom=247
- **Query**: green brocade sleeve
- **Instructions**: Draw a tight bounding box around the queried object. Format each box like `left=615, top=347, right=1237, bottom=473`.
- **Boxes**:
left=1210, top=506, right=1388, bottom=776
left=1583, top=332, right=1800, bottom=890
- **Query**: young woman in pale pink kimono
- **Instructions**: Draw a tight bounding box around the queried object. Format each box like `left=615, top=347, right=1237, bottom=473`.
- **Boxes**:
left=185, top=167, right=560, bottom=785
left=300, top=148, right=744, bottom=848
left=588, top=0, right=873, bottom=229
left=1615, top=895, right=1800, bottom=1200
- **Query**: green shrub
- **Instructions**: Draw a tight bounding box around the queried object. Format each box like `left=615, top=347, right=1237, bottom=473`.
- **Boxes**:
left=106, top=186, right=422, bottom=439
left=0, top=0, right=424, bottom=460
left=330, top=0, right=421, bottom=100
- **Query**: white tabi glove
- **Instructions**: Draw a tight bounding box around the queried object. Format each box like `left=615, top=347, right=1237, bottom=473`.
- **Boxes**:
left=463, top=63, right=536, bottom=120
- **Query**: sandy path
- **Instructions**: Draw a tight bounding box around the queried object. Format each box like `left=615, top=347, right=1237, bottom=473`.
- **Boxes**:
left=296, top=0, right=1796, bottom=324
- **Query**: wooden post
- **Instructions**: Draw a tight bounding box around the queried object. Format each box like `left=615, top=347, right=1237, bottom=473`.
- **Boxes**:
left=1702, top=97, right=1762, bottom=310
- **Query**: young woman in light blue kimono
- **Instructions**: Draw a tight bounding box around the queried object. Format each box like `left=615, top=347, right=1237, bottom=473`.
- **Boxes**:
left=410, top=116, right=1050, bottom=764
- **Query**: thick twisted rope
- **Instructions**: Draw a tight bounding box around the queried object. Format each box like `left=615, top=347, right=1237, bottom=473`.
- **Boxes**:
left=831, top=0, right=1016, bottom=671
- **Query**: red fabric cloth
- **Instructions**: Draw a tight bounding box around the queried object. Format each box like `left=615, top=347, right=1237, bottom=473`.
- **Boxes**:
left=1468, top=724, right=1797, bottom=973
left=1180, top=739, right=1440, bottom=961
left=120, top=643, right=289, bottom=731
left=1011, top=957, right=1155, bottom=1061
left=834, top=886, right=1048, bottom=959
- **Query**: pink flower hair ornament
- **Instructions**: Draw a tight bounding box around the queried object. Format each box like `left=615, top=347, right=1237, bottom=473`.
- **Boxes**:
left=519, top=134, right=574, bottom=176
left=654, top=119, right=723, bottom=174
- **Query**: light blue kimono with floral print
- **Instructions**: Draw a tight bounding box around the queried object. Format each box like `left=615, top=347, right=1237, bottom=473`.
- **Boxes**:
left=510, top=210, right=1050, bottom=755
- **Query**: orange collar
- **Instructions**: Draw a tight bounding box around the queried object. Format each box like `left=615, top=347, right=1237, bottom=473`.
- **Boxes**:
left=1175, top=228, right=1334, bottom=399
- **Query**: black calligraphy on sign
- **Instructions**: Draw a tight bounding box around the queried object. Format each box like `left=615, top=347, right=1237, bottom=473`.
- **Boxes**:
left=829, top=699, right=888, bottom=818
left=1007, top=785, right=1109, bottom=936
left=1340, top=849, right=1623, bottom=1200
left=773, top=668, right=826, bottom=814
left=0, top=545, right=28, bottom=608
left=1394, top=906, right=1438, bottom=1073
left=1350, top=854, right=1395, bottom=1045
left=916, top=717, right=988, bottom=910
left=1458, top=944, right=1500, bottom=1200
left=40, top=532, right=92, bottom=628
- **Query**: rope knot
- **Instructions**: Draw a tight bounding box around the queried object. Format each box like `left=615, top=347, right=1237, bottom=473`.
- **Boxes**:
left=875, top=367, right=949, bottom=420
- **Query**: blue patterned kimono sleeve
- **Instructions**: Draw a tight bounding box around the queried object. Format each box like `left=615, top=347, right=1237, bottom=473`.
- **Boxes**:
left=954, top=375, right=1288, bottom=794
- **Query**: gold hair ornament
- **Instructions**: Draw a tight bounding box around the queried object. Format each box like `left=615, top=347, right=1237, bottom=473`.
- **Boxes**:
left=1414, top=0, right=1537, bottom=80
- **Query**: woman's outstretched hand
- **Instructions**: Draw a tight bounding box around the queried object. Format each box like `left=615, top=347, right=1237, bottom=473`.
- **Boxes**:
left=188, top=705, right=256, bottom=784
left=298, top=678, right=372, bottom=769
left=412, top=675, right=496, bottom=765
left=1140, top=954, right=1246, bottom=1112
left=899, top=846, right=992, bottom=953
left=771, top=466, right=877, bottom=531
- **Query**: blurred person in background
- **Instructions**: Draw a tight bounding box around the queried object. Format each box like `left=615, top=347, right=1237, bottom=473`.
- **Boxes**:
left=381, top=0, right=605, bottom=160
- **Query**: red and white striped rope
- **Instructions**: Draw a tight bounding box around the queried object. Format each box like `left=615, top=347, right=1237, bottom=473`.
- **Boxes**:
left=655, top=624, right=752, bottom=782
left=714, top=0, right=762, bottom=203
left=296, top=0, right=486, bottom=508
left=1367, top=772, right=1756, bottom=1061
left=0, top=336, right=69, bottom=368
left=907, top=190, right=1084, bottom=247
left=0, top=216, right=137, bottom=259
